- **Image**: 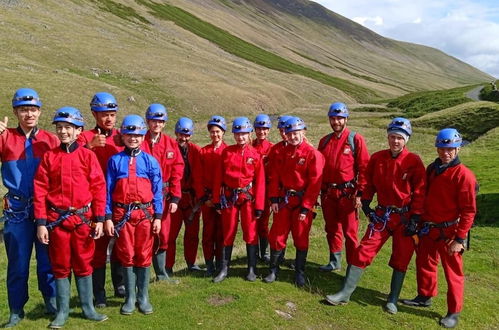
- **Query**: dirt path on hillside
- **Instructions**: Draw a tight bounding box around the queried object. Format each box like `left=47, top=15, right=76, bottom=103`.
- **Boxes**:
left=466, top=85, right=484, bottom=101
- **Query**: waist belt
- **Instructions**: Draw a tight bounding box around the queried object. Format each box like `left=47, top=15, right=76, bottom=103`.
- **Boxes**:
left=5, top=192, right=33, bottom=204
left=182, top=188, right=195, bottom=194
left=220, top=183, right=253, bottom=209
left=279, top=188, right=305, bottom=208
left=419, top=218, right=460, bottom=238
left=324, top=180, right=356, bottom=190
left=376, top=205, right=410, bottom=214
left=113, top=201, right=153, bottom=237
left=46, top=203, right=91, bottom=230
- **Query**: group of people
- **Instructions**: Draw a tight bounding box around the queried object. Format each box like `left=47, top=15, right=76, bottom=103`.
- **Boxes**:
left=0, top=88, right=477, bottom=329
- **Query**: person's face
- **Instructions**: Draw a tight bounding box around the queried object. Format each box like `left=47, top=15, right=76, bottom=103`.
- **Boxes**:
left=176, top=132, right=191, bottom=147
left=55, top=122, right=82, bottom=144
left=437, top=147, right=459, bottom=164
left=279, top=128, right=287, bottom=141
left=122, top=134, right=144, bottom=149
left=286, top=130, right=304, bottom=146
left=92, top=111, right=116, bottom=130
left=147, top=119, right=166, bottom=134
left=13, top=106, right=41, bottom=130
left=255, top=127, right=269, bottom=140
left=329, top=116, right=347, bottom=133
left=234, top=132, right=250, bottom=146
left=209, top=126, right=224, bottom=143
left=388, top=133, right=406, bottom=153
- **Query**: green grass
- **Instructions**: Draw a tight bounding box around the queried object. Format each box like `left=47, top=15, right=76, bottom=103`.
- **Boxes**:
left=90, top=0, right=151, bottom=25
left=134, top=0, right=379, bottom=103
left=479, top=82, right=499, bottom=102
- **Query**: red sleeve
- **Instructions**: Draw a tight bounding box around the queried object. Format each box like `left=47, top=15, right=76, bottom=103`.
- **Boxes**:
left=211, top=149, right=225, bottom=204
left=87, top=151, right=107, bottom=220
left=301, top=149, right=325, bottom=210
left=409, top=154, right=426, bottom=215
left=33, top=153, right=50, bottom=221
left=354, top=134, right=370, bottom=193
left=456, top=168, right=477, bottom=238
left=253, top=153, right=266, bottom=211
left=167, top=141, right=185, bottom=200
left=362, top=153, right=377, bottom=201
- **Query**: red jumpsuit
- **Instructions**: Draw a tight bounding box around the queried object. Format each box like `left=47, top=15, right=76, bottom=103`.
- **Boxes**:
left=34, top=143, right=106, bottom=279
left=77, top=128, right=123, bottom=269
left=196, top=142, right=227, bottom=262
left=166, top=142, right=202, bottom=269
left=268, top=142, right=325, bottom=251
left=252, top=139, right=273, bottom=240
left=416, top=159, right=477, bottom=313
left=354, top=148, right=425, bottom=272
left=142, top=132, right=184, bottom=252
left=212, top=144, right=265, bottom=246
left=318, top=129, right=369, bottom=264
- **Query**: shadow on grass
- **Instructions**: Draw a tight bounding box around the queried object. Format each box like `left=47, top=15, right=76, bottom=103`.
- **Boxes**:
left=476, top=193, right=499, bottom=227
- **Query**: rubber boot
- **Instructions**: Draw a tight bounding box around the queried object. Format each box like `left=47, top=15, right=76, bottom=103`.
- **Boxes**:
left=188, top=264, right=203, bottom=272
left=246, top=244, right=258, bottom=282
left=120, top=267, right=136, bottom=315
left=75, top=275, right=108, bottom=322
left=385, top=270, right=406, bottom=314
left=43, top=295, right=57, bottom=315
left=258, top=237, right=270, bottom=263
left=401, top=294, right=432, bottom=307
left=49, top=277, right=71, bottom=329
left=111, top=261, right=125, bottom=298
left=135, top=267, right=153, bottom=315
left=153, top=251, right=179, bottom=284
left=4, top=310, right=24, bottom=328
left=325, top=264, right=364, bottom=305
left=205, top=259, right=216, bottom=277
left=92, top=267, right=107, bottom=308
left=294, top=250, right=308, bottom=287
left=440, top=313, right=460, bottom=328
left=213, top=246, right=233, bottom=283
left=319, top=252, right=342, bottom=272
left=263, top=250, right=282, bottom=283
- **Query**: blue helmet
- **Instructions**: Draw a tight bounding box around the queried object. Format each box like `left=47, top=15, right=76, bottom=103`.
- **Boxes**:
left=232, top=117, right=253, bottom=133
left=52, top=107, right=85, bottom=127
left=12, top=88, right=42, bottom=108
left=90, top=92, right=118, bottom=112
left=145, top=103, right=168, bottom=121
left=435, top=128, right=462, bottom=148
left=284, top=117, right=306, bottom=134
left=277, top=115, right=293, bottom=129
left=254, top=114, right=272, bottom=128
left=175, top=117, right=194, bottom=136
left=328, top=102, right=349, bottom=118
left=120, top=114, right=147, bottom=135
left=387, top=117, right=412, bottom=136
left=207, top=115, right=227, bottom=131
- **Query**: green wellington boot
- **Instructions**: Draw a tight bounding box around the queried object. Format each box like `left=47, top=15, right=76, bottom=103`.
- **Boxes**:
left=136, top=267, right=153, bottom=314
left=120, top=267, right=136, bottom=315
left=152, top=250, right=180, bottom=284
left=294, top=250, right=308, bottom=287
left=213, top=246, right=233, bottom=283
left=385, top=270, right=406, bottom=314
left=319, top=252, right=342, bottom=272
left=75, top=275, right=108, bottom=322
left=246, top=244, right=258, bottom=282
left=263, top=250, right=283, bottom=283
left=49, top=277, right=71, bottom=329
left=325, top=265, right=364, bottom=305
left=92, top=267, right=107, bottom=308
left=4, top=310, right=25, bottom=328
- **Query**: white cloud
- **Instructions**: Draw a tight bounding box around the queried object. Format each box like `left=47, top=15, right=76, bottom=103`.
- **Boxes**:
left=352, top=16, right=384, bottom=26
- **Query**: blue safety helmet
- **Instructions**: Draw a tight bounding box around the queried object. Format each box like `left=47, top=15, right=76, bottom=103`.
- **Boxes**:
left=435, top=128, right=462, bottom=148
left=254, top=114, right=272, bottom=129
left=207, top=115, right=227, bottom=131
left=90, top=92, right=119, bottom=112
left=175, top=117, right=194, bottom=136
left=232, top=117, right=253, bottom=133
left=120, top=114, right=147, bottom=135
left=145, top=103, right=168, bottom=121
left=387, top=117, right=412, bottom=137
left=52, top=107, right=85, bottom=127
left=12, top=88, right=42, bottom=108
left=284, top=117, right=306, bottom=134
left=328, top=102, right=349, bottom=118
left=277, top=115, right=293, bottom=129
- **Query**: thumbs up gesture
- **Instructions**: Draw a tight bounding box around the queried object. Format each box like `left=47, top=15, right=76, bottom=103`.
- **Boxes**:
left=0, top=116, right=8, bottom=134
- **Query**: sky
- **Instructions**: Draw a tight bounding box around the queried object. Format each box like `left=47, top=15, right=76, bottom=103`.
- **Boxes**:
left=314, top=0, right=499, bottom=78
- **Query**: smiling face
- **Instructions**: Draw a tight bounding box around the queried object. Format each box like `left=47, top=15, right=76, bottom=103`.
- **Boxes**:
left=122, top=133, right=144, bottom=149
left=388, top=133, right=406, bottom=154
left=147, top=119, right=166, bottom=134
left=176, top=132, right=191, bottom=147
left=209, top=125, right=224, bottom=144
left=55, top=122, right=82, bottom=144
left=92, top=111, right=116, bottom=130
left=13, top=105, right=41, bottom=131
left=286, top=130, right=304, bottom=146
left=329, top=116, right=347, bottom=133
left=234, top=132, right=250, bottom=146
left=255, top=127, right=269, bottom=141
left=279, top=128, right=288, bottom=141
left=437, top=147, right=459, bottom=164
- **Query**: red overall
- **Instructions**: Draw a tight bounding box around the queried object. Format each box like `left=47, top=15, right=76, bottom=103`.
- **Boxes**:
left=212, top=144, right=265, bottom=246
left=268, top=142, right=324, bottom=251
left=78, top=128, right=124, bottom=269
left=166, top=142, right=202, bottom=269
left=252, top=139, right=273, bottom=239
left=416, top=160, right=477, bottom=313
left=142, top=132, right=184, bottom=253
left=196, top=142, right=227, bottom=262
left=354, top=148, right=425, bottom=272
left=318, top=128, right=369, bottom=264
left=34, top=143, right=106, bottom=279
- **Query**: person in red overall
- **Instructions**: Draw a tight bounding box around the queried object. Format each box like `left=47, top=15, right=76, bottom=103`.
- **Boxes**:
left=252, top=114, right=274, bottom=263
left=264, top=117, right=325, bottom=287
left=104, top=114, right=163, bottom=316
left=195, top=115, right=228, bottom=276
left=77, top=92, right=124, bottom=307
left=166, top=117, right=203, bottom=272
left=401, top=128, right=477, bottom=328
left=318, top=102, right=370, bottom=272
left=326, top=117, right=425, bottom=315
left=141, top=104, right=184, bottom=283
left=34, top=107, right=108, bottom=328
left=212, top=117, right=266, bottom=283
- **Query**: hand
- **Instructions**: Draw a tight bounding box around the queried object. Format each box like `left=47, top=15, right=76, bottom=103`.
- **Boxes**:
left=93, top=222, right=103, bottom=239
left=271, top=203, right=279, bottom=214
left=37, top=225, right=49, bottom=244
left=448, top=240, right=465, bottom=256
left=152, top=219, right=161, bottom=235
left=298, top=213, right=306, bottom=221
left=88, top=133, right=107, bottom=149
left=104, top=219, right=114, bottom=236
left=204, top=199, right=214, bottom=208
left=169, top=202, right=178, bottom=214
left=113, top=132, right=124, bottom=146
left=353, top=196, right=362, bottom=209
left=0, top=116, right=8, bottom=134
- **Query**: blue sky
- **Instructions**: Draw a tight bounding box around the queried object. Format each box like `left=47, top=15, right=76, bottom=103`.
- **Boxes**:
left=315, top=0, right=499, bottom=78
